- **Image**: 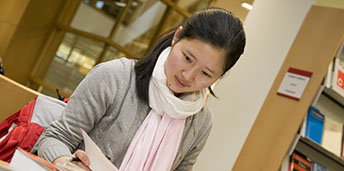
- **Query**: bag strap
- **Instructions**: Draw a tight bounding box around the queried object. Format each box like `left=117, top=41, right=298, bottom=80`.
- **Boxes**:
left=17, top=98, right=36, bottom=124
left=0, top=111, right=20, bottom=137
left=0, top=97, right=37, bottom=138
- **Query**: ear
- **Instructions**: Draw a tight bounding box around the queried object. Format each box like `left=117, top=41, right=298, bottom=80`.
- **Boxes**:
left=172, top=26, right=183, bottom=46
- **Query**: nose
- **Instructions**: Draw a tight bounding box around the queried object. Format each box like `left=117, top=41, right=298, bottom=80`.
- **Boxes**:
left=182, top=68, right=197, bottom=82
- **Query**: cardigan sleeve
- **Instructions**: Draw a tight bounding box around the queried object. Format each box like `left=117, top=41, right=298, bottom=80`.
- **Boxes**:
left=38, top=58, right=132, bottom=162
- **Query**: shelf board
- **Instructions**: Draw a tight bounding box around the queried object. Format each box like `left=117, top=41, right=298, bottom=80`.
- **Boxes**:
left=298, top=136, right=344, bottom=167
left=323, top=87, right=344, bottom=109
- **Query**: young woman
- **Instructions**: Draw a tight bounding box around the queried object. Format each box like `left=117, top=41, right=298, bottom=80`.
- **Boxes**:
left=38, top=7, right=246, bottom=171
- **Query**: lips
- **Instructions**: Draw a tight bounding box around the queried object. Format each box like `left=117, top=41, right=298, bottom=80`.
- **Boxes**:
left=175, top=76, right=189, bottom=87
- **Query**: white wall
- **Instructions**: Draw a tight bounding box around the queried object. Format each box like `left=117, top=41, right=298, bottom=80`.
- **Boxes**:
left=71, top=3, right=115, bottom=37
left=194, top=0, right=316, bottom=170
left=113, top=1, right=166, bottom=46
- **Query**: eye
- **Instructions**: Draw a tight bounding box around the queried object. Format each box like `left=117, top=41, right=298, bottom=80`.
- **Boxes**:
left=202, top=71, right=212, bottom=78
left=184, top=55, right=192, bottom=63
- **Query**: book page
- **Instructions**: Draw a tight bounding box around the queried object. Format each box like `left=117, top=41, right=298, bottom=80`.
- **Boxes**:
left=9, top=149, right=49, bottom=171
left=81, top=129, right=119, bottom=171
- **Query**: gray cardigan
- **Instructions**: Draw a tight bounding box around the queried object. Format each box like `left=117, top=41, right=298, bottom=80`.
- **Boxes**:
left=38, top=58, right=213, bottom=170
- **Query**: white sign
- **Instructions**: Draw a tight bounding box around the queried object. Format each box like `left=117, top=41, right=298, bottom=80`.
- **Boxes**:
left=277, top=68, right=312, bottom=101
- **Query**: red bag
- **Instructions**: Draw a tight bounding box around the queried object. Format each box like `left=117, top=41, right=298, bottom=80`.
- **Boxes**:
left=0, top=98, right=44, bottom=162
left=0, top=96, right=67, bottom=162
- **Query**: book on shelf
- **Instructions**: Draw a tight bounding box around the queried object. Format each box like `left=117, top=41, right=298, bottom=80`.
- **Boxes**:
left=342, top=124, right=344, bottom=159
left=331, top=57, right=344, bottom=97
left=311, top=161, right=327, bottom=171
left=325, top=40, right=344, bottom=89
left=289, top=151, right=312, bottom=171
left=329, top=40, right=344, bottom=94
left=321, top=116, right=343, bottom=156
left=280, top=154, right=290, bottom=171
left=305, top=106, right=324, bottom=144
left=324, top=59, right=333, bottom=89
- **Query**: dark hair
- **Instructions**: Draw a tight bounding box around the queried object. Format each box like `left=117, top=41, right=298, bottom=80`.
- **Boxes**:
left=135, top=7, right=246, bottom=103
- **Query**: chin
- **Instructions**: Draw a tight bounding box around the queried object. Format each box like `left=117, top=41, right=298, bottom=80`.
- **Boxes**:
left=170, top=87, right=185, bottom=94
left=171, top=89, right=182, bottom=94
left=174, top=89, right=193, bottom=94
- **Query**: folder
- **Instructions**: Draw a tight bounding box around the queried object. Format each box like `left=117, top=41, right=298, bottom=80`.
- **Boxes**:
left=305, top=106, right=324, bottom=144
left=311, top=161, right=327, bottom=171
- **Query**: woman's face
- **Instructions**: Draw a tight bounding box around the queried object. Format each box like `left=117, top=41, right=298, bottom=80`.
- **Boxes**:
left=165, top=27, right=225, bottom=94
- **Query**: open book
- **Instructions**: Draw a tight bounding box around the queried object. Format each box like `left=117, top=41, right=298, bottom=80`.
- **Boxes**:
left=9, top=129, right=118, bottom=171
left=9, top=148, right=57, bottom=171
left=81, top=129, right=119, bottom=171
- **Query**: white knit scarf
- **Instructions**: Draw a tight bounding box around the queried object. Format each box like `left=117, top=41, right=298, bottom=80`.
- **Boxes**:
left=119, top=47, right=207, bottom=171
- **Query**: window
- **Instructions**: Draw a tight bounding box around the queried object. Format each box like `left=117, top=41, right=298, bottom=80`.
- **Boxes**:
left=32, top=0, right=214, bottom=97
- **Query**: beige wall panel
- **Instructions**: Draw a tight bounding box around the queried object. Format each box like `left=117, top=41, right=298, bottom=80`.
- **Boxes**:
left=0, top=0, right=29, bottom=58
left=3, top=0, right=65, bottom=84
left=0, top=75, right=40, bottom=122
left=0, top=22, right=16, bottom=56
left=213, top=0, right=253, bottom=21
left=0, top=0, right=29, bottom=25
left=233, top=6, right=344, bottom=171
left=31, top=0, right=81, bottom=80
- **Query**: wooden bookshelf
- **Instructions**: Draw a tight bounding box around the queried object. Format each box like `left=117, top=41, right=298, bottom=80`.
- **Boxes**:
left=233, top=6, right=344, bottom=171
left=323, top=87, right=344, bottom=109
left=295, top=136, right=344, bottom=170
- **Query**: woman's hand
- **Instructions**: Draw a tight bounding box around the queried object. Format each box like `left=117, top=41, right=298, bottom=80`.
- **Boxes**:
left=53, top=150, right=91, bottom=171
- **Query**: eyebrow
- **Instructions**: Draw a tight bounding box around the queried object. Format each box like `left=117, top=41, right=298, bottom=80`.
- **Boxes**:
left=185, top=49, right=216, bottom=74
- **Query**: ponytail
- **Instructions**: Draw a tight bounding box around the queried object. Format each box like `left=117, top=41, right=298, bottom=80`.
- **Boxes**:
left=135, top=28, right=177, bottom=103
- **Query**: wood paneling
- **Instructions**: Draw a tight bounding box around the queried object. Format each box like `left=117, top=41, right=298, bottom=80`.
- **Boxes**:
left=0, top=0, right=29, bottom=57
left=3, top=0, right=67, bottom=84
left=0, top=23, right=16, bottom=56
left=0, top=74, right=40, bottom=122
left=233, top=6, right=344, bottom=171
left=160, top=0, right=191, bottom=17
left=0, top=0, right=29, bottom=25
left=31, top=0, right=81, bottom=80
left=213, top=0, right=253, bottom=22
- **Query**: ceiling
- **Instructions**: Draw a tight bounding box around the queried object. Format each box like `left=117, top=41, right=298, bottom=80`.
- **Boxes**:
left=213, top=0, right=255, bottom=22
left=213, top=0, right=344, bottom=23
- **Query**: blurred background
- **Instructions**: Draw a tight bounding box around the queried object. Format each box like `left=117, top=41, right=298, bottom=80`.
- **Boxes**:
left=2, top=1, right=344, bottom=170
left=0, top=0, right=254, bottom=98
left=1, top=0, right=343, bottom=98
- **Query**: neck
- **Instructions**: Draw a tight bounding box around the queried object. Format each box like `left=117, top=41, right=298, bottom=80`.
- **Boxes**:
left=174, top=93, right=182, bottom=97
left=174, top=92, right=193, bottom=98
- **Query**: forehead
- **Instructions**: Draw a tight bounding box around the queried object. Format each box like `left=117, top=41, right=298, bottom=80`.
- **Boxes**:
left=177, top=38, right=225, bottom=74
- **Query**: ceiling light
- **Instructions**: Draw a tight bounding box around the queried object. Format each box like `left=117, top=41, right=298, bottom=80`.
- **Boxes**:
left=95, top=1, right=104, bottom=9
left=241, top=2, right=252, bottom=10
left=115, top=2, right=126, bottom=7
